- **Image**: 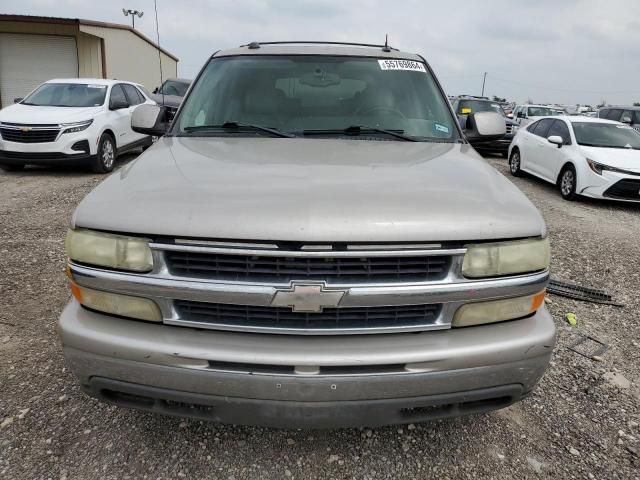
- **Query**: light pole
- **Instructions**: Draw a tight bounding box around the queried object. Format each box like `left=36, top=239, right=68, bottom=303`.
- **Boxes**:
left=481, top=72, right=487, bottom=97
left=122, top=9, right=144, bottom=29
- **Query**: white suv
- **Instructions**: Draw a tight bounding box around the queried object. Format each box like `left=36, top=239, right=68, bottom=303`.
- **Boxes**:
left=0, top=78, right=155, bottom=173
left=513, top=104, right=561, bottom=127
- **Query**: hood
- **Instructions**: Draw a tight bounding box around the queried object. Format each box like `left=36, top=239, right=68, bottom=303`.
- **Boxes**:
left=579, top=145, right=640, bottom=173
left=151, top=94, right=183, bottom=108
left=73, top=137, right=546, bottom=242
left=0, top=103, right=101, bottom=124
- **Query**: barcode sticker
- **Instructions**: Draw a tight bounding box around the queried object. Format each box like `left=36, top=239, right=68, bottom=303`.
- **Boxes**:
left=378, top=59, right=426, bottom=73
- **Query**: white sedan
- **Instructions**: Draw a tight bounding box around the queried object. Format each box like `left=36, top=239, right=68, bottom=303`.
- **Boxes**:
left=508, top=116, right=640, bottom=202
left=0, top=78, right=155, bottom=173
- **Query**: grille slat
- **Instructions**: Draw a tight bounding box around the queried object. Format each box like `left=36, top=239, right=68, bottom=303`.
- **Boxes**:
left=174, top=300, right=442, bottom=331
left=165, top=251, right=451, bottom=282
left=0, top=127, right=60, bottom=143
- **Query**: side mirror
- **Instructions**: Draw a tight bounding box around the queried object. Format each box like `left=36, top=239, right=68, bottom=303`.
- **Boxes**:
left=547, top=135, right=563, bottom=148
left=465, top=112, right=506, bottom=144
left=110, top=98, right=129, bottom=110
left=517, top=111, right=526, bottom=118
left=14, top=97, right=23, bottom=104
left=131, top=104, right=170, bottom=136
left=153, top=87, right=159, bottom=94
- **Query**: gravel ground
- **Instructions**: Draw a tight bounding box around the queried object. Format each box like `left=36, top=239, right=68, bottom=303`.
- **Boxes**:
left=0, top=154, right=639, bottom=479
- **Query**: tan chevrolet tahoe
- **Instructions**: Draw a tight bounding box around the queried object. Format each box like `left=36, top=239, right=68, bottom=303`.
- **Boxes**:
left=58, top=41, right=554, bottom=428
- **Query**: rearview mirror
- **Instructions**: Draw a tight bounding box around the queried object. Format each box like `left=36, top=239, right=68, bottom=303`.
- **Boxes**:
left=14, top=97, right=23, bottom=104
left=131, top=104, right=170, bottom=136
left=464, top=112, right=506, bottom=144
left=547, top=135, right=563, bottom=147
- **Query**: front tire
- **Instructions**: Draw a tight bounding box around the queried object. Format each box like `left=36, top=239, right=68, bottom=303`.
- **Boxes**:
left=559, top=165, right=577, bottom=201
left=92, top=133, right=116, bottom=174
left=509, top=149, right=522, bottom=176
left=0, top=163, right=25, bottom=172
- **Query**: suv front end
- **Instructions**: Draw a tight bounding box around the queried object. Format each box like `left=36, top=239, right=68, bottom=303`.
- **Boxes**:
left=57, top=43, right=555, bottom=428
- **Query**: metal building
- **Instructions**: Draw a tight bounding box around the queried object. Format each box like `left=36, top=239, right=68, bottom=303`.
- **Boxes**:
left=0, top=14, right=178, bottom=108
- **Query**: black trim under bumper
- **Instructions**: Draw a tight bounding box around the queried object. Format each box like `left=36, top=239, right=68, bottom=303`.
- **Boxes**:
left=0, top=149, right=95, bottom=167
left=603, top=178, right=640, bottom=201
left=84, top=377, right=524, bottom=429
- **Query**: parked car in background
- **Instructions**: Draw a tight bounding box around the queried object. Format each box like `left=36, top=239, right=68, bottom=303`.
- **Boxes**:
left=509, top=116, right=640, bottom=201
left=598, top=106, right=640, bottom=132
left=513, top=104, right=560, bottom=127
left=58, top=41, right=554, bottom=429
left=151, top=78, right=191, bottom=121
left=451, top=95, right=517, bottom=157
left=0, top=78, right=154, bottom=173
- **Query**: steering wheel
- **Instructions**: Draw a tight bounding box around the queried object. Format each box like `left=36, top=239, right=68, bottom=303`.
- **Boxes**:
left=354, top=105, right=406, bottom=120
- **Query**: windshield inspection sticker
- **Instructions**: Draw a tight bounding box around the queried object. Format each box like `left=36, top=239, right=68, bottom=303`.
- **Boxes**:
left=378, top=59, right=426, bottom=72
left=434, top=123, right=450, bottom=134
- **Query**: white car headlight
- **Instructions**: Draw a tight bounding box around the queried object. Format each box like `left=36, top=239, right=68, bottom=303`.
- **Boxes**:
left=61, top=119, right=93, bottom=134
left=462, top=237, right=550, bottom=278
left=586, top=158, right=635, bottom=176
left=65, top=229, right=153, bottom=272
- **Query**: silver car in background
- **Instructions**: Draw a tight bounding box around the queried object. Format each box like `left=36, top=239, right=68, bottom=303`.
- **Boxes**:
left=58, top=42, right=554, bottom=428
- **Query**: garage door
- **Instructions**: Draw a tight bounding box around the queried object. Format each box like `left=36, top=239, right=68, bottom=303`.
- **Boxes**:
left=0, top=33, right=78, bottom=108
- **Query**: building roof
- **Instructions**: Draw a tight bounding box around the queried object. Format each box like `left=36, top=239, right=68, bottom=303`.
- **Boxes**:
left=0, top=14, right=178, bottom=61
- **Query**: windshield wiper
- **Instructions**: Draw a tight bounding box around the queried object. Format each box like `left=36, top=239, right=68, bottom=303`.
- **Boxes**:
left=303, top=125, right=418, bottom=142
left=183, top=121, right=295, bottom=138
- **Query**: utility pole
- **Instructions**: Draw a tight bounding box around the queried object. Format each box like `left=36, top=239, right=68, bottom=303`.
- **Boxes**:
left=122, top=9, right=144, bottom=29
left=481, top=72, right=487, bottom=97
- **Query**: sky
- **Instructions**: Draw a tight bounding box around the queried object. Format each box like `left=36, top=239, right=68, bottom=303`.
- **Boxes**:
left=2, top=0, right=640, bottom=105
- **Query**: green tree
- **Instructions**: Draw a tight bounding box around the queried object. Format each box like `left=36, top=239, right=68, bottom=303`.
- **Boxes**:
left=634, top=102, right=640, bottom=107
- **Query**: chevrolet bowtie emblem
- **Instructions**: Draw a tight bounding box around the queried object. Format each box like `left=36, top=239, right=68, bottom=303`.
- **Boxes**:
left=271, top=283, right=346, bottom=312
left=20, top=127, right=32, bottom=132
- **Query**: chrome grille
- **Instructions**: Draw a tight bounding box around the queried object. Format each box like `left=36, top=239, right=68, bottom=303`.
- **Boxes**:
left=0, top=123, right=60, bottom=143
left=164, top=250, right=451, bottom=283
left=174, top=300, right=442, bottom=333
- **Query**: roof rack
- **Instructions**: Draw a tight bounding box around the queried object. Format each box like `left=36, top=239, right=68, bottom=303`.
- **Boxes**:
left=240, top=41, right=398, bottom=52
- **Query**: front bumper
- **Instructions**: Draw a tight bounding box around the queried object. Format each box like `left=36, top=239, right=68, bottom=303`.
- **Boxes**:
left=0, top=149, right=95, bottom=166
left=59, top=300, right=556, bottom=428
left=579, top=170, right=640, bottom=203
left=0, top=126, right=98, bottom=166
left=474, top=135, right=515, bottom=153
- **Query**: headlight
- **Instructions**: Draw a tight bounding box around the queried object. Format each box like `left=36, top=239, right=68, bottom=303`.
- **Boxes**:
left=70, top=283, right=161, bottom=322
left=61, top=119, right=93, bottom=134
left=586, top=158, right=634, bottom=176
left=452, top=291, right=546, bottom=327
left=65, top=229, right=153, bottom=272
left=462, top=237, right=550, bottom=278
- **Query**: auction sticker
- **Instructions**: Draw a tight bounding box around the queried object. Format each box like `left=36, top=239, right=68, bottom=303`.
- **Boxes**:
left=378, top=59, right=426, bottom=72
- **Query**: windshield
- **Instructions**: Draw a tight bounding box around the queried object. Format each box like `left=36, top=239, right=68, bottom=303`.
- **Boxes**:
left=158, top=80, right=189, bottom=96
left=527, top=106, right=557, bottom=117
left=22, top=83, right=107, bottom=107
left=458, top=100, right=505, bottom=117
left=573, top=122, right=640, bottom=149
left=175, top=55, right=458, bottom=141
